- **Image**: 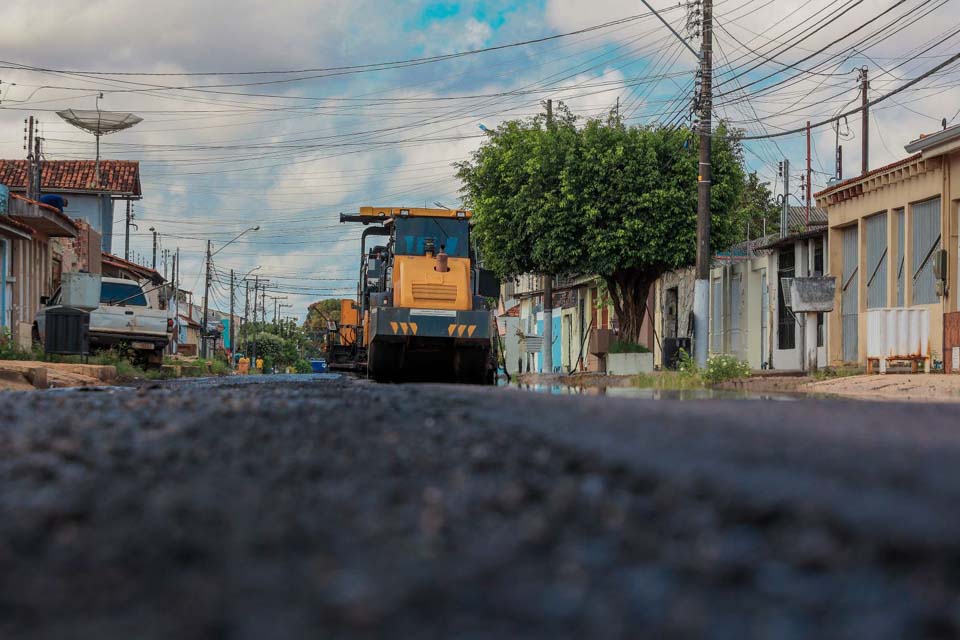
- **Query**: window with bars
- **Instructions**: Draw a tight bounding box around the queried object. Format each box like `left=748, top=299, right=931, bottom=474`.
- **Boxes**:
left=777, top=246, right=796, bottom=350
left=912, top=197, right=941, bottom=305
left=895, top=208, right=905, bottom=307
left=865, top=212, right=888, bottom=309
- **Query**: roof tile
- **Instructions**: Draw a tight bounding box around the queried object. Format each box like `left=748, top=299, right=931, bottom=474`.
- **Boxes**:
left=0, top=160, right=141, bottom=196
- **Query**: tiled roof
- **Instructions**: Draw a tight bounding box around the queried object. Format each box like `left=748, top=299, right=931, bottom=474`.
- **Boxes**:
left=788, top=206, right=827, bottom=228
left=0, top=160, right=141, bottom=196
left=102, top=252, right=163, bottom=282
left=500, top=304, right=520, bottom=318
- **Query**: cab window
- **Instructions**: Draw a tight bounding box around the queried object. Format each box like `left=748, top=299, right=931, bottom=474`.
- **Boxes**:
left=100, top=282, right=148, bottom=306
left=395, top=218, right=468, bottom=258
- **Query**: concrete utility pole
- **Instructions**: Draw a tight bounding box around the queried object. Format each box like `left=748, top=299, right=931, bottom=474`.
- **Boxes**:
left=229, top=269, right=236, bottom=369
left=150, top=227, right=158, bottom=270
left=693, top=0, right=713, bottom=368
left=25, top=117, right=34, bottom=198
left=202, top=240, right=212, bottom=359
left=860, top=67, right=869, bottom=175
left=780, top=159, right=790, bottom=238
left=806, top=121, right=812, bottom=227
left=124, top=200, right=132, bottom=261
left=542, top=98, right=554, bottom=374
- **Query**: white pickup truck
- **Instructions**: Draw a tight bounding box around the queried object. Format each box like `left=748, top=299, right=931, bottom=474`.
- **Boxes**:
left=35, top=277, right=173, bottom=366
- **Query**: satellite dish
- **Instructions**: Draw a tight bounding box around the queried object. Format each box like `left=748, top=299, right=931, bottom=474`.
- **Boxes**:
left=55, top=98, right=142, bottom=192
left=56, top=109, right=143, bottom=136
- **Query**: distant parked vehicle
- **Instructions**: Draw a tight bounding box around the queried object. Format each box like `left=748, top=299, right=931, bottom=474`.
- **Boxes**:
left=35, top=277, right=173, bottom=367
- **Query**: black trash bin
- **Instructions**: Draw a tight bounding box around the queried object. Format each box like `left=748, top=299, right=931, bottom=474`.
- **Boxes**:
left=663, top=337, right=692, bottom=370
left=44, top=307, right=91, bottom=356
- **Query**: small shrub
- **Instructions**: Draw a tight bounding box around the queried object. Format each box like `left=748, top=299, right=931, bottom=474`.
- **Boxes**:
left=209, top=359, right=230, bottom=376
left=294, top=359, right=312, bottom=374
left=702, top=355, right=751, bottom=385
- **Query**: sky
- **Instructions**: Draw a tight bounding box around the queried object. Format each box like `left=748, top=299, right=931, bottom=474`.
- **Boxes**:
left=1, top=0, right=958, bottom=321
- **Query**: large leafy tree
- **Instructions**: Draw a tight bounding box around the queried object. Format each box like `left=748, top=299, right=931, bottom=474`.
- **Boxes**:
left=457, top=109, right=746, bottom=342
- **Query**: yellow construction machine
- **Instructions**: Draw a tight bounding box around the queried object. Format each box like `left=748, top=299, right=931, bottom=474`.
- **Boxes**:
left=340, top=206, right=499, bottom=383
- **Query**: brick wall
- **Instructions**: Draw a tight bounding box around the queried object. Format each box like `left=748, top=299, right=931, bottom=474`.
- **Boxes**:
left=53, top=219, right=102, bottom=275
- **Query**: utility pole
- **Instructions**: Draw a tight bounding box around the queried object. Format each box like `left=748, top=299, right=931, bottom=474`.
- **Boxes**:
left=780, top=159, right=790, bottom=238
left=693, top=0, right=713, bottom=368
left=251, top=276, right=260, bottom=365
left=125, top=200, right=132, bottom=261
left=806, top=121, right=812, bottom=227
left=229, top=269, right=236, bottom=369
left=150, top=228, right=158, bottom=270
left=25, top=116, right=35, bottom=200
left=202, top=240, right=211, bottom=359
left=33, top=132, right=43, bottom=201
left=542, top=98, right=554, bottom=374
left=860, top=66, right=869, bottom=175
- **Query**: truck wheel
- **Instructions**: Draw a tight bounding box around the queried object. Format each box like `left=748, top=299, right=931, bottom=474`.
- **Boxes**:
left=454, top=348, right=488, bottom=385
left=368, top=342, right=403, bottom=383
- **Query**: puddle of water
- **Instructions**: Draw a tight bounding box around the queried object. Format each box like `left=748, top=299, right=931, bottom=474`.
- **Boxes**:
left=501, top=381, right=794, bottom=401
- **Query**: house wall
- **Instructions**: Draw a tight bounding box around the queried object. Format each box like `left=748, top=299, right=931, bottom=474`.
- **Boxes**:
left=60, top=194, right=115, bottom=254
left=708, top=257, right=768, bottom=369
left=820, top=154, right=954, bottom=366
left=654, top=267, right=696, bottom=368
left=9, top=232, right=53, bottom=349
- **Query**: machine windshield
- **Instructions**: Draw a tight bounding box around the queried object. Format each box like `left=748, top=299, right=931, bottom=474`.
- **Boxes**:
left=394, top=217, right=468, bottom=258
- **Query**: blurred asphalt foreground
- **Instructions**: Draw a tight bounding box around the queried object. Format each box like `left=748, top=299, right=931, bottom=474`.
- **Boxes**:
left=1, top=375, right=959, bottom=639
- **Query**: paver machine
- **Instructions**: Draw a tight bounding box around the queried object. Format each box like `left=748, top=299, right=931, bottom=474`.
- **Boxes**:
left=340, top=206, right=500, bottom=383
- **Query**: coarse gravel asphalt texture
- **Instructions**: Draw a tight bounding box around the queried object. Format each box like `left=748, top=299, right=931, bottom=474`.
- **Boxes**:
left=1, top=374, right=960, bottom=639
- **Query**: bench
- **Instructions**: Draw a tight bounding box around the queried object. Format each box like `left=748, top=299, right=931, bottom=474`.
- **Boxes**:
left=866, top=355, right=930, bottom=375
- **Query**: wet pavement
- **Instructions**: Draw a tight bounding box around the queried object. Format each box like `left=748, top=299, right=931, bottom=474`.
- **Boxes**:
left=1, top=375, right=960, bottom=639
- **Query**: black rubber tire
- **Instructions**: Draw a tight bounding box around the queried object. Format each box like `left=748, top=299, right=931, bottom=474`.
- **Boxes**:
left=368, top=341, right=403, bottom=383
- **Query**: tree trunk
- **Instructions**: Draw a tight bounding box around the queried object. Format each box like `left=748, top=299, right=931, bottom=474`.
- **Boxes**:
left=603, top=269, right=656, bottom=345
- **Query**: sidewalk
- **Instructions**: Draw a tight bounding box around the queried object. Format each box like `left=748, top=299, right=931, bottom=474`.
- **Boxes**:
left=0, top=360, right=117, bottom=391
left=803, top=374, right=960, bottom=403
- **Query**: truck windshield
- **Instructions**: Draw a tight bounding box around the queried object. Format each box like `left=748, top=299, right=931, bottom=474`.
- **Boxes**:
left=394, top=218, right=468, bottom=258
left=100, top=282, right=148, bottom=306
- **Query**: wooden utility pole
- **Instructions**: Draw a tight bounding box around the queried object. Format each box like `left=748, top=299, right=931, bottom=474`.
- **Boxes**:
left=693, top=0, right=713, bottom=367
left=542, top=98, right=554, bottom=374
left=860, top=67, right=869, bottom=175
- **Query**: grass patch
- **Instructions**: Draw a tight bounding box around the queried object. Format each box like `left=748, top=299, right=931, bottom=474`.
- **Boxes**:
left=635, top=351, right=751, bottom=389
left=811, top=366, right=864, bottom=381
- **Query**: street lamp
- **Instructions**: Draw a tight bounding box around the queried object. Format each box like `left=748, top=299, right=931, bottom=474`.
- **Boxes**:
left=202, top=226, right=259, bottom=358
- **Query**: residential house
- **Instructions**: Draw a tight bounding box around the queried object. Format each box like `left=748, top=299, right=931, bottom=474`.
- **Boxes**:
left=512, top=273, right=654, bottom=374
left=816, top=124, right=960, bottom=367
left=0, top=193, right=79, bottom=348
left=0, top=160, right=141, bottom=254
left=653, top=206, right=828, bottom=371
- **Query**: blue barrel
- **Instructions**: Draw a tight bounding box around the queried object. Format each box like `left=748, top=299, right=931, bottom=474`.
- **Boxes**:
left=310, top=359, right=327, bottom=373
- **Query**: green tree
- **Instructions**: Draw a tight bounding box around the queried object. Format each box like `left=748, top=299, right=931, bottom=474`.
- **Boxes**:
left=457, top=109, right=746, bottom=341
left=305, top=299, right=342, bottom=332
left=736, top=171, right=779, bottom=239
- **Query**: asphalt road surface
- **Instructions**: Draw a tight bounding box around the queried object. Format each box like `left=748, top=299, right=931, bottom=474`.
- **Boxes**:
left=2, top=375, right=959, bottom=639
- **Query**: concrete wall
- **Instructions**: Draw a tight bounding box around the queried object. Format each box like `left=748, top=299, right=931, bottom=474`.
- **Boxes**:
left=820, top=153, right=954, bottom=366
left=654, top=267, right=696, bottom=368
